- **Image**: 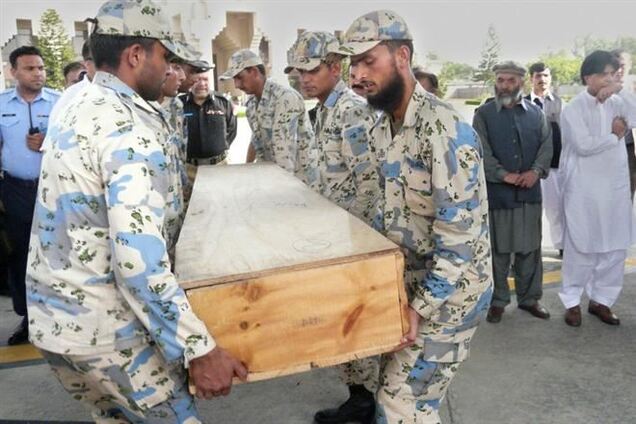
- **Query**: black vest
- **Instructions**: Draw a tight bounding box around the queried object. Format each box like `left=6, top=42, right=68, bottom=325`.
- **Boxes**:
left=524, top=94, right=562, bottom=168
left=477, top=99, right=544, bottom=209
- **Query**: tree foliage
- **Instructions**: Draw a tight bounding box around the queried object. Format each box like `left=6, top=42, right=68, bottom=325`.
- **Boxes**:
left=35, top=9, right=75, bottom=90
left=573, top=35, right=636, bottom=74
left=440, top=62, right=475, bottom=81
left=438, top=62, right=475, bottom=97
left=533, top=51, right=582, bottom=86
left=473, top=24, right=500, bottom=87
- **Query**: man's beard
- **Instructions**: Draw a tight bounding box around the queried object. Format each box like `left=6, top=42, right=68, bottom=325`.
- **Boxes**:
left=138, top=82, right=163, bottom=101
left=495, top=85, right=523, bottom=107
left=367, top=65, right=405, bottom=113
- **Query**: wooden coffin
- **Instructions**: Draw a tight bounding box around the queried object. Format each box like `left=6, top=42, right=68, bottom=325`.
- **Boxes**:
left=175, top=164, right=408, bottom=382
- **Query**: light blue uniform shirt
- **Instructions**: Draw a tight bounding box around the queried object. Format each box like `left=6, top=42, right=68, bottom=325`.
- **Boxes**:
left=0, top=87, right=60, bottom=179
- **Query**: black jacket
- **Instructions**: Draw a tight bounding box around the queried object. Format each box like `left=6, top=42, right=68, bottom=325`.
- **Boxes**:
left=524, top=94, right=562, bottom=168
left=180, top=92, right=237, bottom=159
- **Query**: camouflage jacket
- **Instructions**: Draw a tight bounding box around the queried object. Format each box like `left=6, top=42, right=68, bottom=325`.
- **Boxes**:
left=373, top=84, right=493, bottom=360
left=26, top=72, right=214, bottom=365
left=314, top=80, right=380, bottom=224
left=156, top=97, right=188, bottom=201
left=246, top=79, right=318, bottom=186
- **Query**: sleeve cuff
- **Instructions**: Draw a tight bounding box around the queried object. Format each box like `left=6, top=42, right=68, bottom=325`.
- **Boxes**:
left=183, top=335, right=216, bottom=369
left=531, top=166, right=546, bottom=178
left=410, top=296, right=436, bottom=321
left=495, top=168, right=508, bottom=181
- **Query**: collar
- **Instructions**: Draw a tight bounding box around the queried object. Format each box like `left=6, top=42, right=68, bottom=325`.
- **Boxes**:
left=8, top=87, right=52, bottom=103
left=495, top=96, right=528, bottom=112
left=260, top=79, right=275, bottom=103
left=530, top=91, right=554, bottom=103
left=160, top=96, right=178, bottom=109
left=582, top=89, right=609, bottom=107
left=402, top=83, right=426, bottom=129
left=321, top=79, right=347, bottom=108
left=186, top=91, right=214, bottom=106
left=93, top=71, right=159, bottom=116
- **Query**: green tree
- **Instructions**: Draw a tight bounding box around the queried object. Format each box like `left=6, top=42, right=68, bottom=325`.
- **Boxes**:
left=573, top=35, right=636, bottom=74
left=572, top=35, right=616, bottom=58
left=534, top=51, right=582, bottom=86
left=438, top=61, right=476, bottom=98
left=35, top=9, right=76, bottom=90
left=473, top=24, right=501, bottom=89
left=440, top=62, right=475, bottom=81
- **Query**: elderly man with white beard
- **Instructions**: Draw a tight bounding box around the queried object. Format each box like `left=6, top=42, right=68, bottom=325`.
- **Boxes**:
left=473, top=61, right=553, bottom=324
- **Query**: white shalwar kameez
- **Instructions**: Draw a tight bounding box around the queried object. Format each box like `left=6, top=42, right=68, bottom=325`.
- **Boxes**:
left=559, top=90, right=636, bottom=308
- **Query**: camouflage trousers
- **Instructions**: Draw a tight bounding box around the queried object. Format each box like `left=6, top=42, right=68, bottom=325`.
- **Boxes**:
left=375, top=331, right=473, bottom=424
left=339, top=356, right=380, bottom=393
left=40, top=344, right=201, bottom=424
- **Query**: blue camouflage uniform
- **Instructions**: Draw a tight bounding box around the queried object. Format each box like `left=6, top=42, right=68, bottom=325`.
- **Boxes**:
left=245, top=79, right=319, bottom=187
left=156, top=96, right=189, bottom=214
left=220, top=49, right=319, bottom=188
left=25, top=1, right=214, bottom=422
left=372, top=84, right=493, bottom=423
left=340, top=10, right=493, bottom=423
left=27, top=70, right=212, bottom=422
left=286, top=30, right=382, bottom=392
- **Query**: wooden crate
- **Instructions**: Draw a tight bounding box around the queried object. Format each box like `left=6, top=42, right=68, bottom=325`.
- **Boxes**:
left=175, top=164, right=408, bottom=382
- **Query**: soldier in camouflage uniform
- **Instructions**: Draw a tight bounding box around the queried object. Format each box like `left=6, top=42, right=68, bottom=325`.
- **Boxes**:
left=153, top=54, right=192, bottom=213
left=340, top=10, right=493, bottom=423
left=284, top=30, right=381, bottom=424
left=220, top=49, right=318, bottom=187
left=26, top=1, right=247, bottom=422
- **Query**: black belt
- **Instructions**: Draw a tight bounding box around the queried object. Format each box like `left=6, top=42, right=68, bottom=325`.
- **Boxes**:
left=1, top=172, right=38, bottom=189
left=187, top=152, right=227, bottom=166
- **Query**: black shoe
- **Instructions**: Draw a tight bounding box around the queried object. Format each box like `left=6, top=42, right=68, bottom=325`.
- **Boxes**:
left=7, top=318, right=29, bottom=345
left=588, top=300, right=620, bottom=326
left=314, top=384, right=375, bottom=424
left=518, top=303, right=550, bottom=319
left=486, top=306, right=504, bottom=323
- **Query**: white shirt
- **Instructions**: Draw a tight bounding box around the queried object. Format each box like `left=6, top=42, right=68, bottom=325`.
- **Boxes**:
left=560, top=90, right=636, bottom=252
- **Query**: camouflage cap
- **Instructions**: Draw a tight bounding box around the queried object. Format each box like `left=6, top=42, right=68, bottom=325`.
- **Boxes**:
left=339, top=10, right=412, bottom=56
left=284, top=31, right=341, bottom=74
left=93, top=0, right=183, bottom=60
left=492, top=61, right=526, bottom=77
left=220, top=49, right=264, bottom=80
left=171, top=40, right=214, bottom=71
left=171, top=40, right=200, bottom=65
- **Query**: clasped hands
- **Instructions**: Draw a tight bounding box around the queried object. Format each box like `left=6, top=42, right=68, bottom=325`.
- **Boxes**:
left=503, top=170, right=540, bottom=188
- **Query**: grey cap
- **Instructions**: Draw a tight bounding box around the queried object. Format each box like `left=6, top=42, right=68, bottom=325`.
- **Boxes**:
left=220, top=49, right=264, bottom=80
left=93, top=0, right=184, bottom=60
left=339, top=10, right=412, bottom=56
left=284, top=31, right=341, bottom=74
left=168, top=41, right=215, bottom=71
left=492, top=61, right=527, bottom=77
